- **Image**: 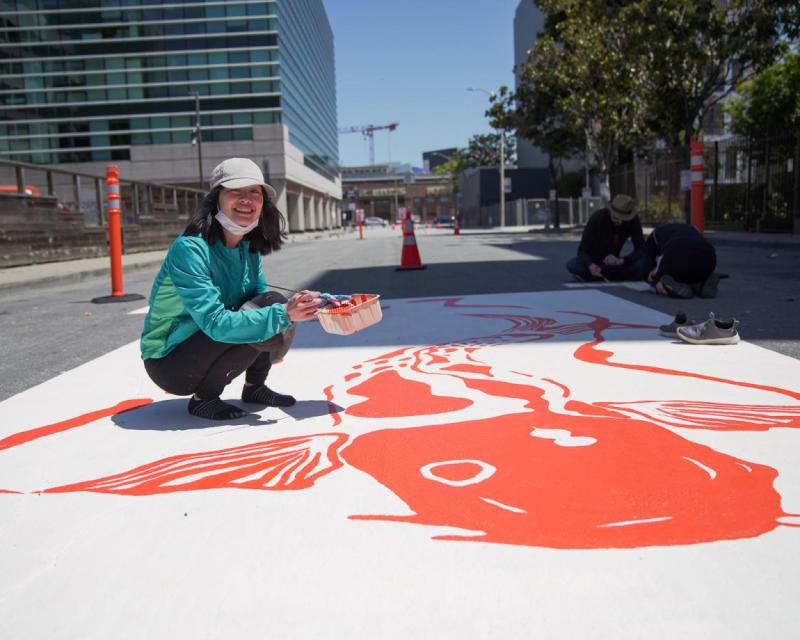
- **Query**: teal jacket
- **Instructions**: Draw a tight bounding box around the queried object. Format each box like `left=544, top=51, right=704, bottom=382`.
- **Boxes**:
left=140, top=235, right=291, bottom=360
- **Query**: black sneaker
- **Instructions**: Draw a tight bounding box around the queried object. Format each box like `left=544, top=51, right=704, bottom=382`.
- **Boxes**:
left=659, top=275, right=694, bottom=299
left=699, top=273, right=720, bottom=299
left=659, top=311, right=697, bottom=338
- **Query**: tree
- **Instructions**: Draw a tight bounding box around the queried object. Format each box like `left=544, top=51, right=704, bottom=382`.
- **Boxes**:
left=727, top=52, right=800, bottom=140
left=487, top=82, right=585, bottom=197
left=634, top=0, right=794, bottom=147
left=433, top=132, right=516, bottom=176
left=518, top=0, right=655, bottom=198
left=461, top=132, right=516, bottom=168
left=497, top=0, right=796, bottom=197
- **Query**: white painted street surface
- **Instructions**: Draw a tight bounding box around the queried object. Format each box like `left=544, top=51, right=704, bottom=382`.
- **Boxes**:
left=1, top=289, right=799, bottom=639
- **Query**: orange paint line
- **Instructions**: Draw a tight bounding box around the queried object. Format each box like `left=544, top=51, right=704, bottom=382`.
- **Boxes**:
left=408, top=296, right=528, bottom=309
left=0, top=398, right=153, bottom=451
left=542, top=378, right=570, bottom=398
left=574, top=319, right=800, bottom=401
left=365, top=348, right=408, bottom=362
left=323, top=385, right=342, bottom=427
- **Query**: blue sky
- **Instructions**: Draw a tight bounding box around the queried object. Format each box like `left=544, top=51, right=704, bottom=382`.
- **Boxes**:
left=325, top=0, right=523, bottom=168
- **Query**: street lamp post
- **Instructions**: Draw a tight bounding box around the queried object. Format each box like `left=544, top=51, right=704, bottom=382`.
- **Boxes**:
left=188, top=91, right=204, bottom=190
left=467, top=87, right=504, bottom=227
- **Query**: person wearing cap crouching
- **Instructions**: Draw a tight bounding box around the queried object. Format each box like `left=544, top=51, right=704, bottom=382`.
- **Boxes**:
left=140, top=157, right=322, bottom=421
left=566, top=194, right=646, bottom=282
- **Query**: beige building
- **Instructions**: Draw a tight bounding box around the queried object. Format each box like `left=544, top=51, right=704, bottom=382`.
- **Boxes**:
left=342, top=163, right=457, bottom=223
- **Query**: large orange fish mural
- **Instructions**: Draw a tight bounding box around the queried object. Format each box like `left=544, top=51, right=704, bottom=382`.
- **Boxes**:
left=2, top=297, right=798, bottom=552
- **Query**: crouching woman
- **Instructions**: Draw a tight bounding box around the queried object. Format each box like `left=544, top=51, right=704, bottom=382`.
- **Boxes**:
left=140, top=158, right=320, bottom=420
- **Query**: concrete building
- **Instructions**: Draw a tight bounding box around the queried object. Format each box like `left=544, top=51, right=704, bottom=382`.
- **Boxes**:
left=513, top=0, right=583, bottom=183
left=513, top=1, right=548, bottom=170
left=341, top=163, right=457, bottom=224
left=422, top=148, right=457, bottom=173
left=0, top=0, right=341, bottom=231
left=458, top=166, right=550, bottom=227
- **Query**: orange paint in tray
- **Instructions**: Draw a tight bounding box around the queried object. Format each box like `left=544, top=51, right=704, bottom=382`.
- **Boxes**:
left=317, top=293, right=382, bottom=335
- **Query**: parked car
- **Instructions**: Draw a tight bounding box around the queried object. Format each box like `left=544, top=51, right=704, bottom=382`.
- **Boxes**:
left=433, top=215, right=455, bottom=228
left=363, top=216, right=388, bottom=227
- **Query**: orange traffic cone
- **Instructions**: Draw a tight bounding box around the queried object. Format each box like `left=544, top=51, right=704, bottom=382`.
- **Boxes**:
left=396, top=210, right=426, bottom=271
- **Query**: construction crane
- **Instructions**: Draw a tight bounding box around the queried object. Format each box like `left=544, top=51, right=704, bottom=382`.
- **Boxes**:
left=338, top=122, right=398, bottom=165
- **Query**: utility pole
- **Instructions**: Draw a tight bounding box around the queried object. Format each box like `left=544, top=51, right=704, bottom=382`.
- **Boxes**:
left=188, top=91, right=204, bottom=189
left=499, top=131, right=505, bottom=227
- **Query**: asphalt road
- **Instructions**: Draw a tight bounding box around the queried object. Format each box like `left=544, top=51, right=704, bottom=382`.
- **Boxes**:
left=1, top=226, right=798, bottom=402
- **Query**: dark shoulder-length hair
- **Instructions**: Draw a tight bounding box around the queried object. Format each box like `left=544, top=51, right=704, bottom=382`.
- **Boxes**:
left=182, top=185, right=287, bottom=255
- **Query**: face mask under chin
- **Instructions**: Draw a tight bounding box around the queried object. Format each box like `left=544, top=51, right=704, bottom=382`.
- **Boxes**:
left=215, top=210, right=260, bottom=235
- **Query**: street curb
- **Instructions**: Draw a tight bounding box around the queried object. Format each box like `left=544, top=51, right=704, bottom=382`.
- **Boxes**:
left=0, top=255, right=166, bottom=296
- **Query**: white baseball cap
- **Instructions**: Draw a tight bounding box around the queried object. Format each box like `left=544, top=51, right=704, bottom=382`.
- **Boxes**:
left=210, top=157, right=277, bottom=200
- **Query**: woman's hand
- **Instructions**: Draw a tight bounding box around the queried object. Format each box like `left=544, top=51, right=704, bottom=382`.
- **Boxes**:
left=286, top=290, right=322, bottom=322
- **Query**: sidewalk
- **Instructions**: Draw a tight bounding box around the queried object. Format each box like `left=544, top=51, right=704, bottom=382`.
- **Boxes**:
left=0, top=227, right=350, bottom=295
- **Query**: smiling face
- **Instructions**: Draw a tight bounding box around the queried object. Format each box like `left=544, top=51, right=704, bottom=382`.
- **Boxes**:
left=218, top=185, right=264, bottom=229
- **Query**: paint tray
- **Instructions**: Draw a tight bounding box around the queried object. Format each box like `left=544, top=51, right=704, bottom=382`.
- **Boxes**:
left=317, top=293, right=382, bottom=335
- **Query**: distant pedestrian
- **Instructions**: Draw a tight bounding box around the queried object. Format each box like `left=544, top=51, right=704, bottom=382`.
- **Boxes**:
left=566, top=194, right=645, bottom=281
left=642, top=223, right=719, bottom=299
left=140, top=157, right=321, bottom=420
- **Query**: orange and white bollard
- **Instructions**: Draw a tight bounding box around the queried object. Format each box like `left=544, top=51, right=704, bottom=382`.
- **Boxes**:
left=92, top=165, right=144, bottom=303
left=690, top=137, right=705, bottom=234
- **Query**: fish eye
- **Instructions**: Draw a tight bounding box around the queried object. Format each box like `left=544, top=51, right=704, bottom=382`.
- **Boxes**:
left=420, top=459, right=496, bottom=487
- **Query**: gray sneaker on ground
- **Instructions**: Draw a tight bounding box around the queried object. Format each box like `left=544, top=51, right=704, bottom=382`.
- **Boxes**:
left=659, top=311, right=697, bottom=338
left=677, top=312, right=740, bottom=345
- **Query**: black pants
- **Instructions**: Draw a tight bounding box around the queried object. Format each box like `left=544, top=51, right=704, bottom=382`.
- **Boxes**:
left=645, top=234, right=716, bottom=284
left=144, top=292, right=295, bottom=400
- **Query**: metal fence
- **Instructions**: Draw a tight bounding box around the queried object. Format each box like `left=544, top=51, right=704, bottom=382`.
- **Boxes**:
left=611, top=134, right=800, bottom=233
left=0, top=158, right=203, bottom=226
left=474, top=197, right=603, bottom=228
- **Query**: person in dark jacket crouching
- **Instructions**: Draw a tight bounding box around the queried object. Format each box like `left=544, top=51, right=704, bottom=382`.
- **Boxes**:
left=140, top=157, right=322, bottom=420
left=566, top=194, right=646, bottom=281
left=641, top=223, right=720, bottom=299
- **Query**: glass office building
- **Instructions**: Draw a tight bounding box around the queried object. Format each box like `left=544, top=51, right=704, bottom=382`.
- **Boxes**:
left=0, top=0, right=341, bottom=228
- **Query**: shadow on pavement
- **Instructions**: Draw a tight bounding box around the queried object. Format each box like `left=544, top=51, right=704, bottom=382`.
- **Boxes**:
left=112, top=398, right=343, bottom=431
left=304, top=260, right=568, bottom=300
left=112, top=399, right=276, bottom=430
